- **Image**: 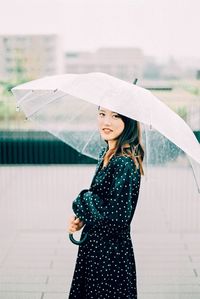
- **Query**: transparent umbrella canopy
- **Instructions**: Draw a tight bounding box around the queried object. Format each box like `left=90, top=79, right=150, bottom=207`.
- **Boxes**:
left=12, top=72, right=200, bottom=193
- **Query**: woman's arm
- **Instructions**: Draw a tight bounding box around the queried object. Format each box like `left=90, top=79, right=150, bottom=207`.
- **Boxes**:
left=72, top=156, right=141, bottom=226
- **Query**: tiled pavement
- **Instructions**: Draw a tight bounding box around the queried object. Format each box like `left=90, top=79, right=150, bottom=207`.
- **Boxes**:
left=1, top=230, right=200, bottom=298
left=0, top=165, right=200, bottom=299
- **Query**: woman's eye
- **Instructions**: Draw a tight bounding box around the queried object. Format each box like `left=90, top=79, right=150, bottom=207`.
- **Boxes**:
left=99, top=112, right=105, bottom=116
left=113, top=114, right=120, bottom=118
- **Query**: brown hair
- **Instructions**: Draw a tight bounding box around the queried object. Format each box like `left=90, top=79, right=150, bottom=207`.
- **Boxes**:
left=98, top=107, right=145, bottom=175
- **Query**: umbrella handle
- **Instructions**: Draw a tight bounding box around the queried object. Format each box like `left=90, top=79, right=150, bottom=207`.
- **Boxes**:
left=69, top=216, right=89, bottom=245
left=133, top=78, right=138, bottom=85
left=69, top=230, right=88, bottom=245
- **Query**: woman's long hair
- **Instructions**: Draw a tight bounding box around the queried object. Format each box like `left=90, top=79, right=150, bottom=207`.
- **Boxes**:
left=98, top=107, right=145, bottom=175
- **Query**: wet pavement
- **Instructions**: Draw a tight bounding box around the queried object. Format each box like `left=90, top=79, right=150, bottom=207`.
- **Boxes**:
left=0, top=165, right=200, bottom=299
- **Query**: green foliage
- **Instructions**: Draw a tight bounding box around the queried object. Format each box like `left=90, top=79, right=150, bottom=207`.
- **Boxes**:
left=0, top=76, right=32, bottom=123
left=175, top=106, right=187, bottom=121
left=0, top=78, right=30, bottom=96
left=0, top=98, right=16, bottom=121
left=182, top=83, right=200, bottom=96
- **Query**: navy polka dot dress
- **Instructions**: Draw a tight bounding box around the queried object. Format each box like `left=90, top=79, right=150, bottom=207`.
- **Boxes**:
left=68, top=146, right=141, bottom=299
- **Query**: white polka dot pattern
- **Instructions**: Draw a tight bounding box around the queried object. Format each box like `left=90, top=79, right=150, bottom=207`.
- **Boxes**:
left=68, top=147, right=141, bottom=298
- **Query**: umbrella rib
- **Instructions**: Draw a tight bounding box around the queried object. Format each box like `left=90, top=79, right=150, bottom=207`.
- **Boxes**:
left=187, top=155, right=200, bottom=194
left=81, top=130, right=98, bottom=155
left=16, top=90, right=34, bottom=107
left=26, top=91, right=66, bottom=118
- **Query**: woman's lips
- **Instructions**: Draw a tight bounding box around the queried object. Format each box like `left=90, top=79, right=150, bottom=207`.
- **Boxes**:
left=102, top=128, right=113, bottom=134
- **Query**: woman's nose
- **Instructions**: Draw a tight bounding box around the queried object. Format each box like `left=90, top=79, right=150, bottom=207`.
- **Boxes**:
left=103, top=116, right=112, bottom=125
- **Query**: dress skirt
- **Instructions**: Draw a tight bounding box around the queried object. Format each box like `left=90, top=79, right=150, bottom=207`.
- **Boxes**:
left=68, top=223, right=137, bottom=299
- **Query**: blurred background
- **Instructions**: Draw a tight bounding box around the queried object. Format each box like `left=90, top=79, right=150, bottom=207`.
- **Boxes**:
left=0, top=0, right=200, bottom=298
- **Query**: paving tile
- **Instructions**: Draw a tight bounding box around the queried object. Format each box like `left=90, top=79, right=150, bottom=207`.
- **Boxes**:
left=2, top=261, right=52, bottom=268
left=0, top=283, right=68, bottom=292
left=137, top=268, right=195, bottom=276
left=137, top=283, right=200, bottom=292
left=50, top=261, right=70, bottom=269
left=47, top=276, right=69, bottom=284
left=0, top=293, right=42, bottom=299
left=0, top=275, right=47, bottom=284
left=42, top=293, right=68, bottom=299
left=138, top=275, right=198, bottom=284
left=139, top=294, right=200, bottom=299
left=189, top=255, right=200, bottom=262
left=0, top=268, right=72, bottom=276
left=9, top=248, right=56, bottom=255
left=136, top=255, right=190, bottom=262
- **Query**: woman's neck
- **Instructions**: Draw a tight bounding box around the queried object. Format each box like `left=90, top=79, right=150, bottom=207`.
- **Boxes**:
left=108, top=140, right=117, bottom=150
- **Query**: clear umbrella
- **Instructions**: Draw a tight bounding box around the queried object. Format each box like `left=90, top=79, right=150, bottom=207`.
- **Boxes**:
left=12, top=72, right=200, bottom=192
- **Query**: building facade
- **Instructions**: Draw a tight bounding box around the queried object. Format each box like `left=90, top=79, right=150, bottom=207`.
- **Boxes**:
left=65, top=47, right=144, bottom=82
left=0, top=34, right=62, bottom=81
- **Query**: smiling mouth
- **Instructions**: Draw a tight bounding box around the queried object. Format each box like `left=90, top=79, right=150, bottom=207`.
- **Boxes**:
left=103, top=129, right=113, bottom=133
left=103, top=128, right=112, bottom=132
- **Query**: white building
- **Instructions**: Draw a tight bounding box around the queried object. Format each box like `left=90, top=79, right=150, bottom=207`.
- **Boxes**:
left=0, top=34, right=62, bottom=81
left=65, top=47, right=144, bottom=82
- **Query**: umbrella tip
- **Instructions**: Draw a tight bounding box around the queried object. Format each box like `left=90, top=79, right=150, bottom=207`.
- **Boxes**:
left=133, top=78, right=138, bottom=85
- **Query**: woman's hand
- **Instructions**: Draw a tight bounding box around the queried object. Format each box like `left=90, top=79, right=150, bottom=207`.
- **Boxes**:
left=68, top=215, right=85, bottom=233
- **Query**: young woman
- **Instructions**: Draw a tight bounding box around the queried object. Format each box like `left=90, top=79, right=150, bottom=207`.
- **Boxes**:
left=68, top=106, right=144, bottom=299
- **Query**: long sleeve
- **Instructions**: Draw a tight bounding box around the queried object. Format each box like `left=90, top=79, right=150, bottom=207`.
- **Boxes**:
left=72, top=156, right=141, bottom=226
left=72, top=189, right=105, bottom=224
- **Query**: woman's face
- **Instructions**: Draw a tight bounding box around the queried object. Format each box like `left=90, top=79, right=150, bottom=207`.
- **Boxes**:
left=97, top=107, right=125, bottom=142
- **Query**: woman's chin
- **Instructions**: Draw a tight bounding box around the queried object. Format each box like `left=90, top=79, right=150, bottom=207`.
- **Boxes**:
left=101, top=135, right=112, bottom=141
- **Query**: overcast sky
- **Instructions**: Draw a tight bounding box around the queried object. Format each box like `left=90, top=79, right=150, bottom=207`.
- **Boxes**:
left=1, top=0, right=200, bottom=61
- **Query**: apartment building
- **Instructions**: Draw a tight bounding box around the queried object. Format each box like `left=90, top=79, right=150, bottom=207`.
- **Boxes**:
left=0, top=34, right=62, bottom=80
left=65, top=47, right=144, bottom=82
